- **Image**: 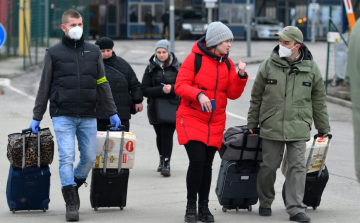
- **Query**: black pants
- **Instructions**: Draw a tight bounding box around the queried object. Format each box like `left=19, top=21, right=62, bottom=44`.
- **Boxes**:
left=153, top=123, right=176, bottom=159
left=97, top=119, right=130, bottom=132
left=184, top=141, right=217, bottom=201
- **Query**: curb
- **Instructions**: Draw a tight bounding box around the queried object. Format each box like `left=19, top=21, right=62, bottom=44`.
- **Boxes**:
left=326, top=95, right=352, bottom=109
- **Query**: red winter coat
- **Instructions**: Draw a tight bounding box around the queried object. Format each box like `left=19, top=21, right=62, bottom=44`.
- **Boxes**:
left=175, top=37, right=248, bottom=149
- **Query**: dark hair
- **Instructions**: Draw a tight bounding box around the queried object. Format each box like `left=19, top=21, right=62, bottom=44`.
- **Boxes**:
left=62, top=9, right=81, bottom=24
left=163, top=56, right=171, bottom=68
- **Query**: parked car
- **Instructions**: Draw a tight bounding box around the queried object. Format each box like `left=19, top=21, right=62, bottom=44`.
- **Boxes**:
left=250, top=17, right=283, bottom=39
left=175, top=10, right=208, bottom=40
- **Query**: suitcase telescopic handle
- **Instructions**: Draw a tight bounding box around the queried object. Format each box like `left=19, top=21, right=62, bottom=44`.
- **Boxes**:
left=306, top=134, right=332, bottom=178
left=103, top=125, right=126, bottom=174
left=21, top=127, right=41, bottom=169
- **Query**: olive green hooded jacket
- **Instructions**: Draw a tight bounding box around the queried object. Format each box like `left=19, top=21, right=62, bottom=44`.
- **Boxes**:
left=346, top=18, right=360, bottom=183
left=247, top=44, right=330, bottom=141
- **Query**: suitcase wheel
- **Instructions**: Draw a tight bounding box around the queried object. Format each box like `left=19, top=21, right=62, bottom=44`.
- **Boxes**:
left=236, top=207, right=239, bottom=212
left=43, top=207, right=47, bottom=212
left=12, top=208, right=15, bottom=214
left=222, top=207, right=227, bottom=212
left=120, top=206, right=124, bottom=210
left=94, top=207, right=98, bottom=211
left=313, top=206, right=317, bottom=210
left=247, top=205, right=252, bottom=212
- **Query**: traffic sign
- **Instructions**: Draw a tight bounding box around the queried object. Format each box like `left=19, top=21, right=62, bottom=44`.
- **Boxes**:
left=0, top=23, right=6, bottom=48
left=309, top=3, right=320, bottom=11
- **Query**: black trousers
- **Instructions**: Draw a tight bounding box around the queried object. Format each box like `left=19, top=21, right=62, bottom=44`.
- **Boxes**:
left=153, top=123, right=176, bottom=159
left=184, top=141, right=217, bottom=202
left=97, top=119, right=130, bottom=132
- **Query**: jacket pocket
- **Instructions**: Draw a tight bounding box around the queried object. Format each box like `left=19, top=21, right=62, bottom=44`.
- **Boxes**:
left=259, top=107, right=277, bottom=126
left=181, top=118, right=188, bottom=138
left=298, top=109, right=312, bottom=130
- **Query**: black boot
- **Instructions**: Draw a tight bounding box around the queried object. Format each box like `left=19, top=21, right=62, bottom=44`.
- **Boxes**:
left=157, top=156, right=164, bottom=172
left=198, top=200, right=214, bottom=222
left=74, top=177, right=87, bottom=210
left=62, top=185, right=79, bottom=221
left=184, top=199, right=197, bottom=222
left=161, top=157, right=171, bottom=176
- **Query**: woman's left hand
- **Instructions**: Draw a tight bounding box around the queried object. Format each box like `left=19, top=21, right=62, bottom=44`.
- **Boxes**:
left=135, top=103, right=143, bottom=112
left=238, top=60, right=246, bottom=76
left=162, top=84, right=172, bottom=94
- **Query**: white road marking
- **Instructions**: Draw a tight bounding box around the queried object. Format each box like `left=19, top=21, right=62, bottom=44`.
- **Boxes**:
left=5, top=83, right=36, bottom=101
left=226, top=111, right=247, bottom=120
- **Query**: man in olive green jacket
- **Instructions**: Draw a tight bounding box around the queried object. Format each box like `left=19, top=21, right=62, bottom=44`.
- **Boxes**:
left=247, top=26, right=330, bottom=222
left=346, top=19, right=360, bottom=183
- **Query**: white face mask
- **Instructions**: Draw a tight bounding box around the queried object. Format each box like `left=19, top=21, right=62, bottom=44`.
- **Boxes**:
left=279, top=45, right=296, bottom=58
left=66, top=26, right=83, bottom=40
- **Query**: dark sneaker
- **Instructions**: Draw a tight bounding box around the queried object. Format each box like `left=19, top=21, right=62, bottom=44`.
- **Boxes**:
left=161, top=157, right=171, bottom=177
left=290, top=213, right=311, bottom=222
left=198, top=200, right=214, bottom=222
left=184, top=199, right=197, bottom=222
left=259, top=206, right=272, bottom=216
left=157, top=156, right=164, bottom=172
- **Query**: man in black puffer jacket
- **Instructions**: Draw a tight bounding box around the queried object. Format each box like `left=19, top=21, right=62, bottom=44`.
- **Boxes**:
left=29, top=10, right=121, bottom=221
left=95, top=37, right=143, bottom=132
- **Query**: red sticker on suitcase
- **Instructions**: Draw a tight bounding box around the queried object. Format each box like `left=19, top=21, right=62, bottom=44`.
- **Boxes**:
left=123, top=154, right=129, bottom=163
left=126, top=141, right=134, bottom=152
left=317, top=138, right=325, bottom=143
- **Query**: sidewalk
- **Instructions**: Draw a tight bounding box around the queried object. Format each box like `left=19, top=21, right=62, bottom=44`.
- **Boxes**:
left=0, top=39, right=352, bottom=108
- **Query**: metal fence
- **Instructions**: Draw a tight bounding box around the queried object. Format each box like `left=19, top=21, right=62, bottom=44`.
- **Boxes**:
left=0, top=0, right=90, bottom=70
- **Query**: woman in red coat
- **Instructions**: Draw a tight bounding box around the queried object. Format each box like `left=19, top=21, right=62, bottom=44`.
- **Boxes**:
left=175, top=21, right=248, bottom=222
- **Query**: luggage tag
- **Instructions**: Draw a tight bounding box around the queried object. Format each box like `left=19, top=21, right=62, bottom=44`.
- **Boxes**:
left=201, top=99, right=216, bottom=112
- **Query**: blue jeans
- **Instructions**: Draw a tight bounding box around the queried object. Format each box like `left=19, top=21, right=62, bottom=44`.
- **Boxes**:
left=52, top=116, right=97, bottom=188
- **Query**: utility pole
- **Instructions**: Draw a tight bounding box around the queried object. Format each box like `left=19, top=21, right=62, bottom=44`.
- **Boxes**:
left=246, top=0, right=251, bottom=57
left=204, top=0, right=217, bottom=24
left=309, top=0, right=319, bottom=43
left=169, top=0, right=175, bottom=53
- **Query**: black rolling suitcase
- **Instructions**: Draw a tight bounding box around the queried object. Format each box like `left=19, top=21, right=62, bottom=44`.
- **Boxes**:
left=6, top=128, right=51, bottom=213
left=282, top=134, right=332, bottom=210
left=90, top=125, right=129, bottom=211
left=215, top=128, right=262, bottom=212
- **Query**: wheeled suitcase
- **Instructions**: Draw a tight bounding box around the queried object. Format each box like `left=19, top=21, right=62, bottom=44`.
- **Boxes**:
left=6, top=128, right=51, bottom=213
left=90, top=125, right=129, bottom=211
left=282, top=134, right=332, bottom=210
left=215, top=129, right=262, bottom=212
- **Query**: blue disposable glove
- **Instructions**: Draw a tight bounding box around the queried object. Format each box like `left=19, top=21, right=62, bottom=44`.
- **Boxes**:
left=109, top=114, right=121, bottom=130
left=29, top=120, right=41, bottom=133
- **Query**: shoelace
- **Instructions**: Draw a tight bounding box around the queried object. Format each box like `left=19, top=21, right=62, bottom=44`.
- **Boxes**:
left=186, top=204, right=196, bottom=214
left=199, top=205, right=211, bottom=215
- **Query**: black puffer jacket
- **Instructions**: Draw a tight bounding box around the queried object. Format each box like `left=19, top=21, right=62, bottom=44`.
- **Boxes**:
left=142, top=53, right=180, bottom=125
left=96, top=52, right=143, bottom=120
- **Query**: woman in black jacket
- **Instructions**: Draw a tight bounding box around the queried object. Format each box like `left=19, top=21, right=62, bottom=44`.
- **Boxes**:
left=142, top=39, right=180, bottom=177
left=95, top=37, right=143, bottom=132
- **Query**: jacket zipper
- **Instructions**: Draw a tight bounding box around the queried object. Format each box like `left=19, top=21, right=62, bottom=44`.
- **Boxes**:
left=283, top=72, right=288, bottom=140
left=207, top=61, right=220, bottom=145
left=75, top=42, right=80, bottom=117
left=181, top=118, right=188, bottom=138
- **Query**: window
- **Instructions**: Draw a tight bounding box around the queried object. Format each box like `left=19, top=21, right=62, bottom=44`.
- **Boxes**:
left=154, top=4, right=163, bottom=23
left=141, top=5, right=152, bottom=23
left=220, top=3, right=253, bottom=24
left=231, top=5, right=244, bottom=24
left=219, top=4, right=231, bottom=23
left=129, top=4, right=138, bottom=23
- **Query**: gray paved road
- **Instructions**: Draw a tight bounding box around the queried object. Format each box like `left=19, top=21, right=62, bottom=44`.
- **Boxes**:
left=0, top=40, right=359, bottom=223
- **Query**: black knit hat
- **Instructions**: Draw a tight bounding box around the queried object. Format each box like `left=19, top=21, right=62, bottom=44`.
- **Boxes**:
left=95, top=37, right=114, bottom=50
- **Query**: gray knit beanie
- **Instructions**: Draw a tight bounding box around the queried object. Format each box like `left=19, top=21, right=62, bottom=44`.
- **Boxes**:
left=205, top=22, right=234, bottom=48
left=155, top=39, right=171, bottom=53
